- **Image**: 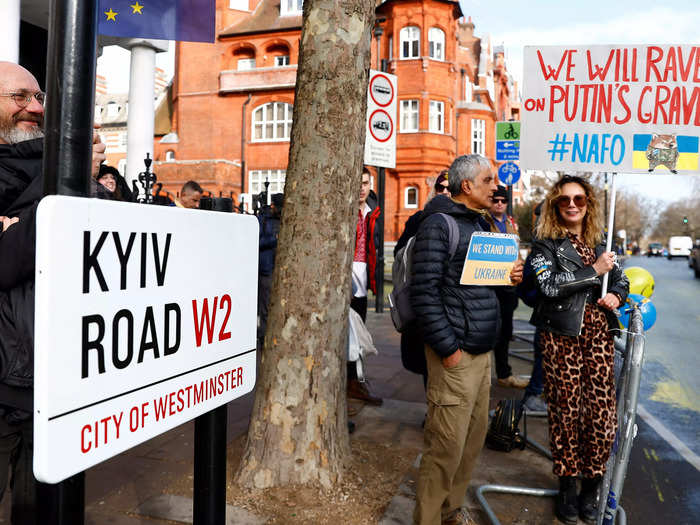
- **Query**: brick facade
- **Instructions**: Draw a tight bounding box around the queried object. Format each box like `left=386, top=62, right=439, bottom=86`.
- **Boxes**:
left=154, top=0, right=522, bottom=237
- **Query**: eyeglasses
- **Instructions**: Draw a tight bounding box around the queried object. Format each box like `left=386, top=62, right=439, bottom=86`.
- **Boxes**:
left=435, top=184, right=449, bottom=194
left=555, top=194, right=588, bottom=208
left=0, top=91, right=46, bottom=108
left=492, top=198, right=507, bottom=204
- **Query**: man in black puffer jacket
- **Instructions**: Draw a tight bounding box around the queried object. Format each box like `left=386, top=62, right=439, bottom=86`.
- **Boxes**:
left=410, top=154, right=523, bottom=525
left=0, top=61, right=106, bottom=523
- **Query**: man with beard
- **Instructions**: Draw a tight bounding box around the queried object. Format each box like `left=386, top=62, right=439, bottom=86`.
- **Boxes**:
left=0, top=61, right=106, bottom=523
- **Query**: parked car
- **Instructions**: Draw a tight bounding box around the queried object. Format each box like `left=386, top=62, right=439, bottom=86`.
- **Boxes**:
left=668, top=236, right=693, bottom=259
left=647, top=242, right=664, bottom=257
left=690, top=240, right=700, bottom=278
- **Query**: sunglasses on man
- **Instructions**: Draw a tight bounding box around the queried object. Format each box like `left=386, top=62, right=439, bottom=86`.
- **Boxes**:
left=492, top=198, right=507, bottom=204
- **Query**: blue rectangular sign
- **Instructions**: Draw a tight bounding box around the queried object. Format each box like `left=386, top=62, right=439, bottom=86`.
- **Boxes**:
left=496, top=140, right=520, bottom=161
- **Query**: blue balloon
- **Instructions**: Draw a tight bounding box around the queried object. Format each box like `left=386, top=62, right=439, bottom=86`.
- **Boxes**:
left=619, top=293, right=657, bottom=331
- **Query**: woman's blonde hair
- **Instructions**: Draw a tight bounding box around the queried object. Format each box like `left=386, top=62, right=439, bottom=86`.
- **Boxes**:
left=535, top=175, right=604, bottom=248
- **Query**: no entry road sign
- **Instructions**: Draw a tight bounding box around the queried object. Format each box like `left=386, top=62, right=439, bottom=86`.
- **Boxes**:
left=34, top=197, right=258, bottom=483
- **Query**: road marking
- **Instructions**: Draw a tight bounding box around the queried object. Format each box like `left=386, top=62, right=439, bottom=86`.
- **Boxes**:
left=637, top=404, right=700, bottom=472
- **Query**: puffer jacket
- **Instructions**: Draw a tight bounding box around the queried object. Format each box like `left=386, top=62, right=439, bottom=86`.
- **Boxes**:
left=410, top=195, right=500, bottom=358
left=529, top=236, right=629, bottom=337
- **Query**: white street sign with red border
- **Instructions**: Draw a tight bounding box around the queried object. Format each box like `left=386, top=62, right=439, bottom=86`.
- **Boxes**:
left=33, top=197, right=258, bottom=483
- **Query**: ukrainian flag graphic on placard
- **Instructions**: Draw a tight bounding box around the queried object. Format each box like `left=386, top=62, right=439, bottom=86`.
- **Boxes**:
left=632, top=134, right=699, bottom=172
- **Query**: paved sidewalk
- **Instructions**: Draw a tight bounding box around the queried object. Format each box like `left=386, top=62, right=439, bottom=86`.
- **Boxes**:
left=0, top=310, right=557, bottom=524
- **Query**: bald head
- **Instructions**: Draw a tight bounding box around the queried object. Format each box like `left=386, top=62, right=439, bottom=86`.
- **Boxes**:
left=0, top=61, right=44, bottom=145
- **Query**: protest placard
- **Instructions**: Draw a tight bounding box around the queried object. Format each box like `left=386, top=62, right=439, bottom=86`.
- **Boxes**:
left=460, top=232, right=519, bottom=286
left=521, top=45, right=700, bottom=173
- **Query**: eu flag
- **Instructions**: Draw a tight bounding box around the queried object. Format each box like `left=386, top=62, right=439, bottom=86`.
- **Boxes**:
left=98, top=0, right=215, bottom=43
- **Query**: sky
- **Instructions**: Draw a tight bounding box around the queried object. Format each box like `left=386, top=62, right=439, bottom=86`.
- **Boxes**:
left=96, top=1, right=700, bottom=204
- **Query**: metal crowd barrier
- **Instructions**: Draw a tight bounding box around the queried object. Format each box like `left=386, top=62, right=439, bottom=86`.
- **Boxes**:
left=476, top=307, right=645, bottom=525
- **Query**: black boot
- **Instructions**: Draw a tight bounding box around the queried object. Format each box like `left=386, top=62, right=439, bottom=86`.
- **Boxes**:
left=579, top=476, right=601, bottom=523
left=555, top=476, right=578, bottom=525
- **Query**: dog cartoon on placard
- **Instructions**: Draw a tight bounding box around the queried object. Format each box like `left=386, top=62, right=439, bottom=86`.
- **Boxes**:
left=646, top=133, right=679, bottom=173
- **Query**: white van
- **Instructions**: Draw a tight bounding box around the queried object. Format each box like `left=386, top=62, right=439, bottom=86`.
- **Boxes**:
left=668, top=236, right=693, bottom=258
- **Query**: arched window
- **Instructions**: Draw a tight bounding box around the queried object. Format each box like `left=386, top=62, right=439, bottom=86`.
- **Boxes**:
left=405, top=187, right=418, bottom=209
left=252, top=102, right=293, bottom=141
left=281, top=0, right=303, bottom=16
left=428, top=27, right=445, bottom=60
left=400, top=26, right=420, bottom=59
left=165, top=150, right=176, bottom=161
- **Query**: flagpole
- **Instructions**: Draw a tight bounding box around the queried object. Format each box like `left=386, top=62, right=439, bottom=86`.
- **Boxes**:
left=601, top=172, right=617, bottom=297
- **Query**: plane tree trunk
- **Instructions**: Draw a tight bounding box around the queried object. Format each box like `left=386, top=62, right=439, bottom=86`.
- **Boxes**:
left=234, top=0, right=375, bottom=489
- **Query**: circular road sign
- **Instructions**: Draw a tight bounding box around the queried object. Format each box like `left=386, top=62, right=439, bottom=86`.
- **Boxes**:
left=498, top=162, right=521, bottom=185
left=368, top=109, right=393, bottom=142
left=369, top=74, right=394, bottom=107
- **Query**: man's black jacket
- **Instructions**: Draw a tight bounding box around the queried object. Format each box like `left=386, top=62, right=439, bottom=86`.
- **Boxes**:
left=0, top=139, right=43, bottom=411
left=409, top=195, right=500, bottom=359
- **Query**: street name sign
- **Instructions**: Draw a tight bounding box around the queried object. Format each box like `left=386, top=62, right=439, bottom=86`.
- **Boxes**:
left=496, top=121, right=521, bottom=161
left=521, top=44, right=700, bottom=173
left=364, top=69, right=397, bottom=169
left=460, top=232, right=519, bottom=286
left=498, top=161, right=521, bottom=185
left=34, top=197, right=258, bottom=483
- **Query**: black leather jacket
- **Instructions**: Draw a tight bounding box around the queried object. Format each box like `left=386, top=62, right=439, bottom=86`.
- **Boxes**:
left=529, top=236, right=629, bottom=337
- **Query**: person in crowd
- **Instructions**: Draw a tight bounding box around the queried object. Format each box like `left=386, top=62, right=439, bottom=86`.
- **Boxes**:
left=487, top=185, right=528, bottom=389
left=529, top=175, right=629, bottom=524
left=394, top=170, right=450, bottom=390
left=175, top=180, right=203, bottom=209
left=0, top=61, right=106, bottom=523
left=410, top=154, right=523, bottom=525
left=96, top=164, right=135, bottom=202
left=257, top=193, right=284, bottom=349
left=347, top=167, right=383, bottom=407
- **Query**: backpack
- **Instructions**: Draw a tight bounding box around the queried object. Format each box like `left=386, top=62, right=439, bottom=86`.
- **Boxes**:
left=485, top=399, right=526, bottom=452
left=389, top=213, right=459, bottom=333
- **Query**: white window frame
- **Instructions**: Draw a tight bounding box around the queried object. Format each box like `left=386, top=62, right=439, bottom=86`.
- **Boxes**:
left=464, top=79, right=473, bottom=102
left=428, top=27, right=445, bottom=61
left=405, top=187, right=419, bottom=209
left=400, top=99, right=419, bottom=132
left=117, top=158, right=127, bottom=176
left=429, top=100, right=444, bottom=133
left=237, top=58, right=255, bottom=71
left=388, top=36, right=393, bottom=61
left=274, top=55, right=290, bottom=66
left=472, top=118, right=485, bottom=155
left=165, top=150, right=176, bottom=161
left=400, top=26, right=420, bottom=59
left=280, top=0, right=303, bottom=16
left=229, top=0, right=249, bottom=10
left=249, top=169, right=286, bottom=195
left=106, top=102, right=119, bottom=118
left=252, top=102, right=293, bottom=142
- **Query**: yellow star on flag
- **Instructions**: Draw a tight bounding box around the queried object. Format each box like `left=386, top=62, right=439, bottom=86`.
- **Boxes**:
left=130, top=2, right=144, bottom=14
left=104, top=8, right=118, bottom=21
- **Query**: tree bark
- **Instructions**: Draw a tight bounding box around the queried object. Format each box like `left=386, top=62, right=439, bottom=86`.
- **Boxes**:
left=235, top=0, right=375, bottom=489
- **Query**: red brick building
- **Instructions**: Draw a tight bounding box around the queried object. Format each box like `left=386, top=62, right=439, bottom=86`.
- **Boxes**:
left=153, top=0, right=522, bottom=240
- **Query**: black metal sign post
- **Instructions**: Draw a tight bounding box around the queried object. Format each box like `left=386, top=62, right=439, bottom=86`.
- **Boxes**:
left=38, top=0, right=98, bottom=523
left=194, top=404, right=228, bottom=524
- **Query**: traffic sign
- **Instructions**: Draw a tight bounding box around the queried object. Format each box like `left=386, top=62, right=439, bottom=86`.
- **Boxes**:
left=496, top=121, right=520, bottom=141
left=496, top=121, right=521, bottom=161
left=496, top=141, right=520, bottom=161
left=364, top=70, right=397, bottom=169
left=34, top=197, right=258, bottom=483
left=498, top=162, right=521, bottom=185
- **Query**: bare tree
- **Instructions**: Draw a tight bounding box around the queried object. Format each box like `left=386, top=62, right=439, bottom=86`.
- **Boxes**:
left=234, top=0, right=375, bottom=489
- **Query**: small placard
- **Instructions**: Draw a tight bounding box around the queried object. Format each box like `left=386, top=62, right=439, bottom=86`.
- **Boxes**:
left=460, top=232, right=519, bottom=286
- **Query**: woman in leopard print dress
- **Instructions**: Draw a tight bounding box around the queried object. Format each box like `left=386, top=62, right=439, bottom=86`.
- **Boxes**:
left=528, top=175, right=629, bottom=525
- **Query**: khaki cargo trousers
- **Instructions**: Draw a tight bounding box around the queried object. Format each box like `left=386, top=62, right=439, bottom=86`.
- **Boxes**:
left=414, top=346, right=491, bottom=525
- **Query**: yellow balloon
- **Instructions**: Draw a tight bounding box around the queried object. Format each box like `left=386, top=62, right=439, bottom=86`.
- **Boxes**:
left=623, top=267, right=655, bottom=298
